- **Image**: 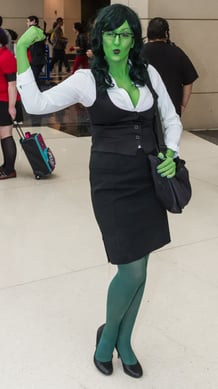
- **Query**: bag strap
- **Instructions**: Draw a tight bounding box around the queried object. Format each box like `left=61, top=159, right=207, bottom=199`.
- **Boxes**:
left=146, top=70, right=167, bottom=154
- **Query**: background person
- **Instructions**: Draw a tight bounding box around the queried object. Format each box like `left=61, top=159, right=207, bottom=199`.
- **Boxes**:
left=0, top=16, right=14, bottom=53
left=50, top=17, right=70, bottom=73
left=15, top=4, right=182, bottom=378
left=70, top=22, right=89, bottom=74
left=142, top=17, right=198, bottom=116
left=0, top=28, right=23, bottom=179
left=47, top=21, right=57, bottom=45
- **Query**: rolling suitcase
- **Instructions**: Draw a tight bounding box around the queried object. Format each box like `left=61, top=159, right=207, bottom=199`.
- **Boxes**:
left=14, top=122, right=56, bottom=179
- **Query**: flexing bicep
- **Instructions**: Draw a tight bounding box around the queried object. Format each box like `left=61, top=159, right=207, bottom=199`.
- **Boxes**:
left=17, top=69, right=95, bottom=114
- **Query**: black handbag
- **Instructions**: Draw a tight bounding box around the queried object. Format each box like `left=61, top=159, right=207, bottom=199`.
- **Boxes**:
left=146, top=72, right=192, bottom=213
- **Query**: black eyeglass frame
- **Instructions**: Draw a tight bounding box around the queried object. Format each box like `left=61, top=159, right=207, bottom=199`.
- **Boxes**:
left=102, top=31, right=134, bottom=39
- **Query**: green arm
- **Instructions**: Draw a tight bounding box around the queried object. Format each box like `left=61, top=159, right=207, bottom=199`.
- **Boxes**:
left=16, top=26, right=45, bottom=74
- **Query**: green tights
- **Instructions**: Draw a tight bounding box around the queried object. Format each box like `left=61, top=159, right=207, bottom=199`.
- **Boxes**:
left=95, top=255, right=149, bottom=365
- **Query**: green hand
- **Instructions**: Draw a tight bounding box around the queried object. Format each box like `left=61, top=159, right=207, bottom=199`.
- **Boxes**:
left=157, top=148, right=176, bottom=178
left=16, top=26, right=45, bottom=74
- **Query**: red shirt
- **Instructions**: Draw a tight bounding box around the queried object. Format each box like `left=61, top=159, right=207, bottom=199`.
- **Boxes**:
left=0, top=46, right=20, bottom=102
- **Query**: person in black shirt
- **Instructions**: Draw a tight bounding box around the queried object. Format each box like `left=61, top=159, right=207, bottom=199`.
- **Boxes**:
left=142, top=17, right=198, bottom=116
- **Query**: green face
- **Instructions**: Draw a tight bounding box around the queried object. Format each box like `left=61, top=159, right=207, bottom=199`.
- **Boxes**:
left=102, top=20, right=134, bottom=64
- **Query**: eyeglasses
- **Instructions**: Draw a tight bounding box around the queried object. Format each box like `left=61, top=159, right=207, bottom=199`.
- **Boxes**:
left=102, top=31, right=134, bottom=40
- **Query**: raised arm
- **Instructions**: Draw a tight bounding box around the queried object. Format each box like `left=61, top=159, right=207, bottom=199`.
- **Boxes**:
left=16, top=27, right=95, bottom=115
left=16, top=26, right=45, bottom=74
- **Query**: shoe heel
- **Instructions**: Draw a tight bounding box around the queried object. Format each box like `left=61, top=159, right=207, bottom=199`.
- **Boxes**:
left=96, top=324, right=105, bottom=346
left=115, top=345, right=120, bottom=359
left=115, top=345, right=143, bottom=378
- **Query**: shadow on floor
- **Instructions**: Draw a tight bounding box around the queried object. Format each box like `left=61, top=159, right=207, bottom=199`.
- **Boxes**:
left=190, top=130, right=218, bottom=146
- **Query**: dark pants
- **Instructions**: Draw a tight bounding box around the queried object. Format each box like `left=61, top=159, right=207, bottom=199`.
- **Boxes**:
left=31, top=64, right=44, bottom=87
left=50, top=48, right=70, bottom=72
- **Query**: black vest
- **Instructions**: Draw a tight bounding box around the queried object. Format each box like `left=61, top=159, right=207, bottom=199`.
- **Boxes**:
left=87, top=91, right=157, bottom=156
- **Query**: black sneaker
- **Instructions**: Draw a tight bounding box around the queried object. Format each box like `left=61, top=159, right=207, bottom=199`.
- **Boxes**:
left=0, top=170, right=16, bottom=179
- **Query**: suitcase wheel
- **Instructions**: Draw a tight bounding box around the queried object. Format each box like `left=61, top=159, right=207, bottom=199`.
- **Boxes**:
left=35, top=175, right=41, bottom=180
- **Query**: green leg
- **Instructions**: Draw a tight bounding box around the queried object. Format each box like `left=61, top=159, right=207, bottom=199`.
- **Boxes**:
left=116, top=255, right=149, bottom=364
left=95, top=256, right=149, bottom=363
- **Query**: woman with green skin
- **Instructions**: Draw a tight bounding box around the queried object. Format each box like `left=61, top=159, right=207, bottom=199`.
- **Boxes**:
left=16, top=4, right=182, bottom=379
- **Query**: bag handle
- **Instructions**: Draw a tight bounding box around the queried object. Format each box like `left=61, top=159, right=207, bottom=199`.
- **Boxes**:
left=146, top=71, right=167, bottom=154
left=13, top=121, right=25, bottom=139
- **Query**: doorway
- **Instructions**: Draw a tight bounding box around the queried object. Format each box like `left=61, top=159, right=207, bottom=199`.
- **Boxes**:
left=81, top=0, right=110, bottom=27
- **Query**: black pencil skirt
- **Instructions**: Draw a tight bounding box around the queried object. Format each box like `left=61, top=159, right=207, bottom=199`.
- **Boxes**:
left=89, top=149, right=170, bottom=265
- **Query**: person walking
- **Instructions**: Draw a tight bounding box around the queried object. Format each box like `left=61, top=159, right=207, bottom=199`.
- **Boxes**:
left=49, top=17, right=70, bottom=73
left=70, top=22, right=89, bottom=74
left=142, top=17, right=198, bottom=116
left=16, top=4, right=182, bottom=378
left=0, top=28, right=23, bottom=179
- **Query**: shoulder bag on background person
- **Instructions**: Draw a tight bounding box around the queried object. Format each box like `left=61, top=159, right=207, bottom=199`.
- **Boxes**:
left=146, top=72, right=192, bottom=214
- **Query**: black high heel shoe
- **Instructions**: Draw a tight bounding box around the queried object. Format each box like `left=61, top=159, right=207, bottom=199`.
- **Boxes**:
left=93, top=324, right=113, bottom=376
left=116, top=346, right=143, bottom=378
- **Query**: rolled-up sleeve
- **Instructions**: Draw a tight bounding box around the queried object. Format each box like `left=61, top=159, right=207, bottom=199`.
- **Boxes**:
left=17, top=68, right=96, bottom=114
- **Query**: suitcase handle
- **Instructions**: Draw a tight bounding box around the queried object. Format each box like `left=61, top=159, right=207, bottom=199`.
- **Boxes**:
left=13, top=121, right=25, bottom=139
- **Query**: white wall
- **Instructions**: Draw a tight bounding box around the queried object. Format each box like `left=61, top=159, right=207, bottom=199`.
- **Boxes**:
left=147, top=0, right=218, bottom=128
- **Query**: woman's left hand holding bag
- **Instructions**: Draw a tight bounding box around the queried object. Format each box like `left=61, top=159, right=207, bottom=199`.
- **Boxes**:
left=157, top=148, right=176, bottom=178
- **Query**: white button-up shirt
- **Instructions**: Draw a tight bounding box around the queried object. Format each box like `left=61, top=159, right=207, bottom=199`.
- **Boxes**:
left=17, top=64, right=183, bottom=153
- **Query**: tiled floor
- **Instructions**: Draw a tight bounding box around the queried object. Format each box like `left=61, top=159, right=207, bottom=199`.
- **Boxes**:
left=22, top=75, right=91, bottom=137
left=1, top=83, right=218, bottom=388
